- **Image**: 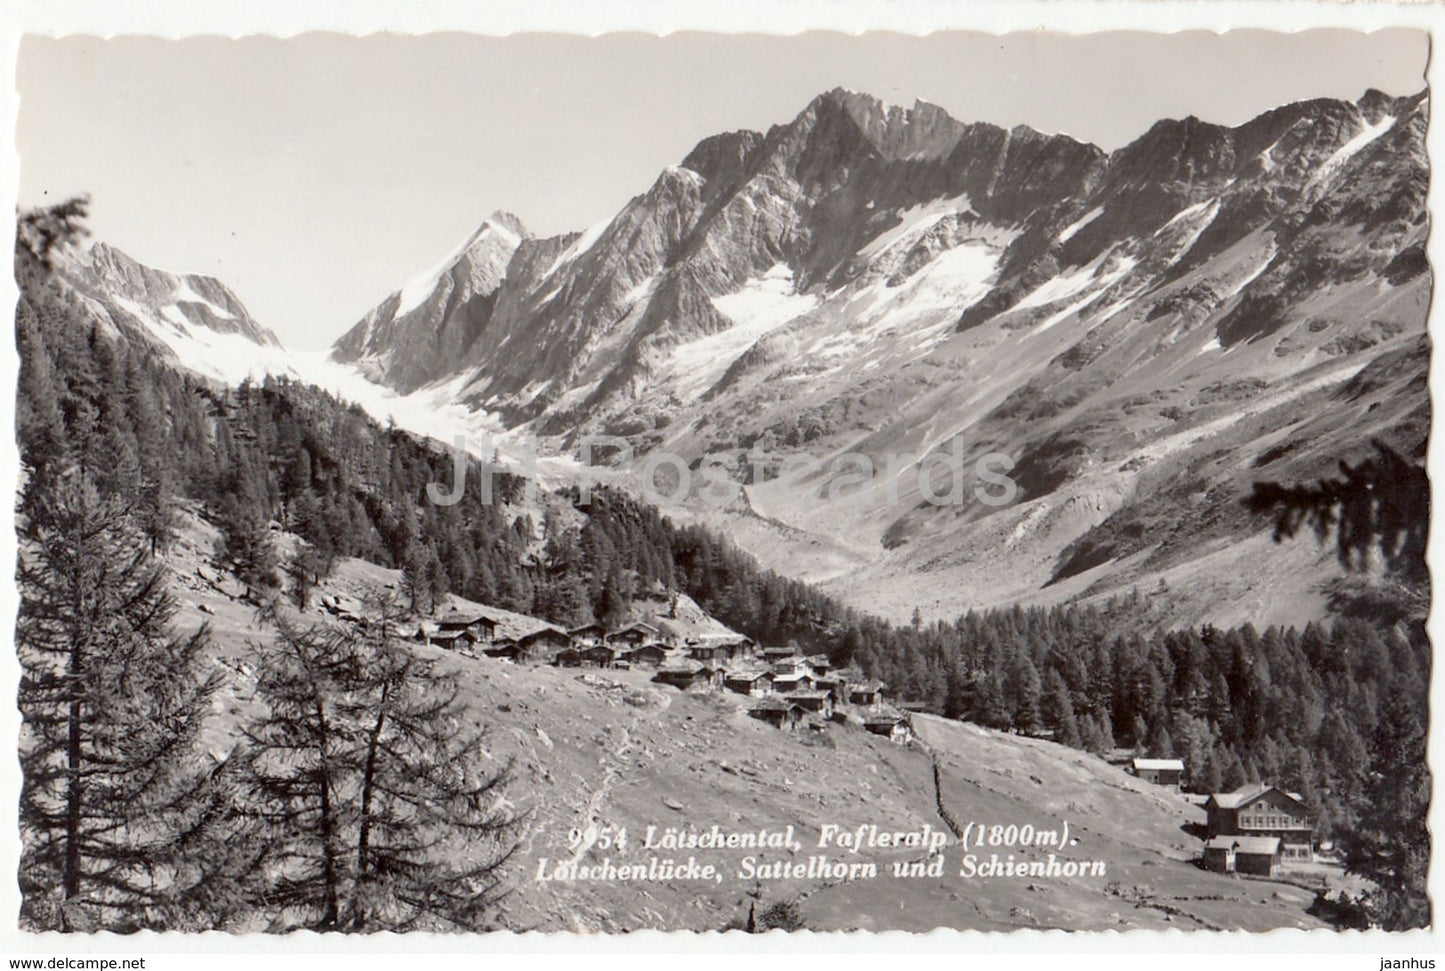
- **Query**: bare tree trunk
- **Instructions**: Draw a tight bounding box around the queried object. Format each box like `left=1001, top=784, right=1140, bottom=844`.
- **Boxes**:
left=314, top=698, right=340, bottom=930
left=351, top=682, right=391, bottom=932
left=62, top=635, right=84, bottom=925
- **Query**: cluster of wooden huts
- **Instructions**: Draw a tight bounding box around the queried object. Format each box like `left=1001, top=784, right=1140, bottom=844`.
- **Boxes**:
left=416, top=609, right=695, bottom=665
left=725, top=650, right=910, bottom=742
left=416, top=608, right=572, bottom=661
left=559, top=622, right=795, bottom=681
left=414, top=607, right=911, bottom=742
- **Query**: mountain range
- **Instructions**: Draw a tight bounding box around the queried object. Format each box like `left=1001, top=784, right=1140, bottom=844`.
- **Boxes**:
left=329, top=87, right=1431, bottom=627
left=62, top=240, right=280, bottom=347
left=61, top=86, right=1433, bottom=628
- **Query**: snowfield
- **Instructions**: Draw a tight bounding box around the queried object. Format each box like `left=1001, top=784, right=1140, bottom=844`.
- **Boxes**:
left=173, top=280, right=237, bottom=320
left=858, top=193, right=973, bottom=259
left=1025, top=252, right=1139, bottom=334
left=661, top=265, right=820, bottom=397
left=1308, top=114, right=1396, bottom=190
left=1014, top=247, right=1124, bottom=312
left=1057, top=206, right=1103, bottom=243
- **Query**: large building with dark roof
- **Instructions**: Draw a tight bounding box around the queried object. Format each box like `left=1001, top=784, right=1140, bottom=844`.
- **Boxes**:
left=1205, top=785, right=1312, bottom=859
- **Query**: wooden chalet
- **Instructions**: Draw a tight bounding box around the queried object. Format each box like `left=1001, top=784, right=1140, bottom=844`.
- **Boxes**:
left=1131, top=758, right=1185, bottom=790
left=582, top=644, right=618, bottom=668
left=1199, top=838, right=1231, bottom=874
left=623, top=643, right=670, bottom=667
left=716, top=635, right=757, bottom=660
left=683, top=634, right=754, bottom=662
left=688, top=642, right=727, bottom=662
left=427, top=628, right=476, bottom=651
left=771, top=671, right=815, bottom=694
left=863, top=712, right=912, bottom=743
left=482, top=637, right=523, bottom=661
left=847, top=680, right=885, bottom=707
left=749, top=697, right=804, bottom=731
left=804, top=653, right=833, bottom=675
left=724, top=669, right=774, bottom=698
left=516, top=625, right=571, bottom=662
left=1201, top=835, right=1282, bottom=876
left=436, top=610, right=497, bottom=643
left=761, top=645, right=799, bottom=664
left=608, top=621, right=660, bottom=647
left=789, top=690, right=834, bottom=718
left=654, top=661, right=708, bottom=690
left=1205, top=785, right=1312, bottom=859
left=1236, top=837, right=1286, bottom=877
left=771, top=656, right=814, bottom=676
left=568, top=623, right=609, bottom=647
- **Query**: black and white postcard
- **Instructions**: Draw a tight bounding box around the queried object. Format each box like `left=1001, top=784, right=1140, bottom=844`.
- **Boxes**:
left=2, top=1, right=1437, bottom=956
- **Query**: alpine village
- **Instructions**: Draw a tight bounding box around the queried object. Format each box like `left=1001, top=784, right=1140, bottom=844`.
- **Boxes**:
left=14, top=82, right=1431, bottom=936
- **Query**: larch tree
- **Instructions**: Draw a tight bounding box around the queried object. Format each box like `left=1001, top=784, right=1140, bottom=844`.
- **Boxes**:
left=1041, top=668, right=1081, bottom=747
left=236, top=598, right=520, bottom=933
left=234, top=609, right=355, bottom=931
left=17, top=470, right=224, bottom=931
left=216, top=499, right=280, bottom=601
left=338, top=597, right=520, bottom=931
left=1345, top=696, right=1431, bottom=930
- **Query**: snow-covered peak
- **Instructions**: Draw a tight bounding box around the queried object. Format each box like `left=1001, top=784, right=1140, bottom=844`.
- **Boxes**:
left=395, top=213, right=530, bottom=315
left=482, top=210, right=528, bottom=244
left=76, top=241, right=280, bottom=347
left=662, top=164, right=705, bottom=185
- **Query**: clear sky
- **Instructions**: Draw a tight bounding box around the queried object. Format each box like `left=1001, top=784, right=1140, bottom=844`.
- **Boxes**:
left=17, top=29, right=1429, bottom=350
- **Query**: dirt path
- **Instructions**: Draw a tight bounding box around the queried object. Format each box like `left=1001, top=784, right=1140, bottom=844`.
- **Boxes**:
left=567, top=705, right=642, bottom=864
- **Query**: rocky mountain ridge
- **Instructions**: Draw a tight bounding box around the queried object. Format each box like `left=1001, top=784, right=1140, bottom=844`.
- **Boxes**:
left=332, top=211, right=531, bottom=390
left=73, top=241, right=281, bottom=349
left=330, top=86, right=1429, bottom=627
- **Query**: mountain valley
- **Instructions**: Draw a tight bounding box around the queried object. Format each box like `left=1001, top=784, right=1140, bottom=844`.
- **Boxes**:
left=327, top=87, right=1430, bottom=627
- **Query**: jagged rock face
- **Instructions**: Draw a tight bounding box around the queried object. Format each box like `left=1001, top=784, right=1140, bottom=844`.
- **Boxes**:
left=80, top=241, right=280, bottom=348
left=331, top=212, right=530, bottom=391
left=338, top=87, right=1430, bottom=626
left=343, top=86, right=1424, bottom=419
left=836, top=93, right=968, bottom=161
left=335, top=89, right=1109, bottom=417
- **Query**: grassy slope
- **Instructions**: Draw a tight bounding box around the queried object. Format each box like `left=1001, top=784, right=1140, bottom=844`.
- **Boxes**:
left=413, top=646, right=1328, bottom=933
left=162, top=510, right=1328, bottom=933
